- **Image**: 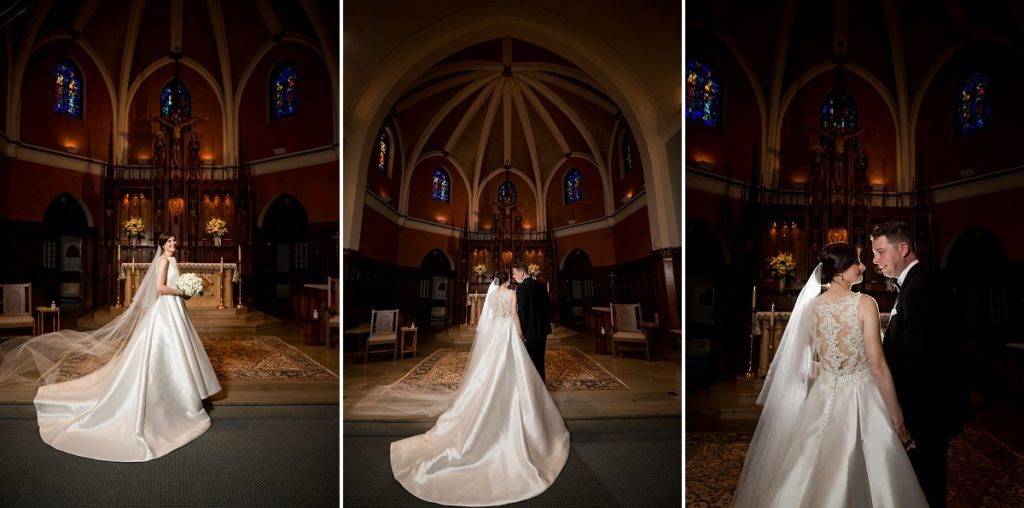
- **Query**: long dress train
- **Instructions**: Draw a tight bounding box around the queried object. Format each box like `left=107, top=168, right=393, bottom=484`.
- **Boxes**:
left=34, top=258, right=222, bottom=462
left=390, top=284, right=570, bottom=506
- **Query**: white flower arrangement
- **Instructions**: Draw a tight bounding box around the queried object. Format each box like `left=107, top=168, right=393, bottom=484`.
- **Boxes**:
left=205, top=217, right=228, bottom=237
left=767, top=251, right=797, bottom=279
left=472, top=264, right=488, bottom=277
left=527, top=263, right=541, bottom=277
left=176, top=273, right=204, bottom=297
left=122, top=216, right=145, bottom=239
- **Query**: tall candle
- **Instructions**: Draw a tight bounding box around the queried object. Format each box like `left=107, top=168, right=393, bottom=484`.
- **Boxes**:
left=117, top=244, right=121, bottom=263
left=220, top=257, right=224, bottom=273
left=238, top=245, right=242, bottom=263
left=752, top=285, right=757, bottom=309
left=132, top=257, right=136, bottom=273
left=769, top=302, right=775, bottom=328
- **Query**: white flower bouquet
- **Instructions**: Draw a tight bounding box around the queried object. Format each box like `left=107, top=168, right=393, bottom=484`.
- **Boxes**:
left=527, top=263, right=541, bottom=277
left=205, top=217, right=228, bottom=237
left=176, top=273, right=204, bottom=297
left=122, top=216, right=145, bottom=239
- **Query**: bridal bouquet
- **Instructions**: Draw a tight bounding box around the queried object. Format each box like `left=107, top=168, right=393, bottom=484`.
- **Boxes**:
left=122, top=216, right=145, bottom=239
left=527, top=263, right=541, bottom=277
left=176, top=273, right=204, bottom=297
left=472, top=264, right=488, bottom=277
left=767, top=251, right=797, bottom=279
left=205, top=217, right=228, bottom=237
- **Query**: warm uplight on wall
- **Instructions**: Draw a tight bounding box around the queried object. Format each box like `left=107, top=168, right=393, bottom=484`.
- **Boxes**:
left=621, top=191, right=634, bottom=203
left=437, top=216, right=447, bottom=224
left=696, top=160, right=713, bottom=171
left=65, top=144, right=79, bottom=154
left=379, top=191, right=391, bottom=203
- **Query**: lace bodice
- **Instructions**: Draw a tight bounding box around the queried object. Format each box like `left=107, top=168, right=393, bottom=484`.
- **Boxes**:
left=493, top=288, right=515, bottom=318
left=814, top=293, right=871, bottom=387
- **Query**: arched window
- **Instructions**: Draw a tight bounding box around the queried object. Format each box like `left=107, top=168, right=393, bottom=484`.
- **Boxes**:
left=686, top=60, right=720, bottom=127
left=53, top=59, right=83, bottom=119
left=564, top=167, right=582, bottom=203
left=377, top=131, right=390, bottom=174
left=621, top=130, right=633, bottom=176
left=270, top=62, right=298, bottom=119
left=498, top=180, right=517, bottom=206
left=161, top=79, right=191, bottom=119
left=820, top=88, right=857, bottom=130
left=431, top=168, right=451, bottom=203
left=957, top=71, right=991, bottom=134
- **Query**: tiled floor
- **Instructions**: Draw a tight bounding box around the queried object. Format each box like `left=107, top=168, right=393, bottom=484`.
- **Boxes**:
left=342, top=326, right=682, bottom=421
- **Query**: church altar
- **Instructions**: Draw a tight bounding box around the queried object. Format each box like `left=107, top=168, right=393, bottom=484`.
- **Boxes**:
left=466, top=293, right=486, bottom=326
left=119, top=262, right=239, bottom=308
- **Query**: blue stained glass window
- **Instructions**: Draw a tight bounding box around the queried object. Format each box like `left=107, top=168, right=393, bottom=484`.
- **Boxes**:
left=498, top=180, right=517, bottom=205
left=564, top=167, right=582, bottom=203
left=958, top=71, right=991, bottom=134
left=270, top=62, right=298, bottom=119
left=821, top=89, right=857, bottom=130
left=686, top=61, right=720, bottom=127
left=54, top=59, right=83, bottom=119
left=377, top=131, right=389, bottom=173
left=621, top=131, right=633, bottom=175
left=161, top=80, right=191, bottom=119
left=432, top=168, right=451, bottom=203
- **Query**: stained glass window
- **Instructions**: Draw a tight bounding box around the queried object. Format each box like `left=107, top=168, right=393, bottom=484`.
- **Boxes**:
left=161, top=80, right=191, bottom=119
left=621, top=131, right=633, bottom=175
left=564, top=167, right=582, bottom=203
left=54, top=59, right=83, bottom=119
left=821, top=89, right=857, bottom=130
left=686, top=60, right=720, bottom=127
left=432, top=168, right=451, bottom=203
left=377, top=131, right=389, bottom=173
left=498, top=180, right=517, bottom=205
left=958, top=71, right=991, bottom=134
left=270, top=62, right=298, bottom=119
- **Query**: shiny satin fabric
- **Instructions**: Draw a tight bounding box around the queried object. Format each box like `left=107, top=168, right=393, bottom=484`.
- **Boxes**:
left=34, top=258, right=221, bottom=462
left=390, top=286, right=570, bottom=506
left=766, top=373, right=928, bottom=507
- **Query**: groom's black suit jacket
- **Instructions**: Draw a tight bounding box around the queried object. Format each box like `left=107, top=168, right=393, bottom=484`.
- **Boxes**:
left=515, top=277, right=551, bottom=342
left=883, top=263, right=970, bottom=442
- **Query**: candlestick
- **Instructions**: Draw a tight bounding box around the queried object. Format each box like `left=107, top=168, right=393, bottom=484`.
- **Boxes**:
left=132, top=257, right=136, bottom=273
left=220, top=257, right=224, bottom=273
left=752, top=285, right=757, bottom=309
left=769, top=302, right=775, bottom=328
left=117, top=244, right=121, bottom=263
left=238, top=245, right=242, bottom=263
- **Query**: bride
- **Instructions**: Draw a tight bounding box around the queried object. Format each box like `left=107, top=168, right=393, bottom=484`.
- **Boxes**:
left=733, top=243, right=927, bottom=507
left=0, top=233, right=221, bottom=461
left=390, top=271, right=570, bottom=506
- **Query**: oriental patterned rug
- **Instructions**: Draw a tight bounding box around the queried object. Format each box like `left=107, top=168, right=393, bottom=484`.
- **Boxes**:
left=52, top=336, right=336, bottom=383
left=685, top=429, right=1024, bottom=507
left=391, top=346, right=629, bottom=393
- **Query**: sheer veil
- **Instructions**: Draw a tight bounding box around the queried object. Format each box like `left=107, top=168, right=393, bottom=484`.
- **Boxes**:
left=348, top=277, right=504, bottom=419
left=0, top=247, right=166, bottom=386
left=733, top=264, right=822, bottom=507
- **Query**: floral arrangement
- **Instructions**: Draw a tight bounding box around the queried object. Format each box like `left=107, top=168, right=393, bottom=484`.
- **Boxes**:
left=767, top=251, right=797, bottom=279
left=472, top=264, right=488, bottom=277
left=527, top=263, right=541, bottom=277
left=122, top=216, right=145, bottom=239
left=176, top=273, right=204, bottom=297
left=205, top=217, right=228, bottom=237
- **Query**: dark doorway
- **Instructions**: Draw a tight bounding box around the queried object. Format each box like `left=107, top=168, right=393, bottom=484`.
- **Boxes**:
left=559, top=249, right=593, bottom=327
left=42, top=193, right=91, bottom=310
left=255, top=194, right=310, bottom=316
left=418, top=249, right=454, bottom=329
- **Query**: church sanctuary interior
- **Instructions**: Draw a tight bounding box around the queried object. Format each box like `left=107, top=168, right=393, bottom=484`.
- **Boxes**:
left=343, top=1, right=682, bottom=505
left=0, top=1, right=338, bottom=505
left=686, top=1, right=1024, bottom=505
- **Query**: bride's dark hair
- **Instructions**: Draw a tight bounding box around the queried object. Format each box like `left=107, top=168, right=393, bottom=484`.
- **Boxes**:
left=494, top=271, right=510, bottom=286
left=818, top=243, right=858, bottom=282
left=157, top=233, right=174, bottom=248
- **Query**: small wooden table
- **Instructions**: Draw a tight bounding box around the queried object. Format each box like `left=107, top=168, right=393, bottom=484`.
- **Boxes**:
left=399, top=326, right=418, bottom=359
left=35, top=306, right=61, bottom=334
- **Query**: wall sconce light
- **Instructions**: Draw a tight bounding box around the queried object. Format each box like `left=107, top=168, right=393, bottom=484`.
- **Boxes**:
left=696, top=160, right=713, bottom=171
left=65, top=145, right=79, bottom=154
left=202, top=158, right=214, bottom=165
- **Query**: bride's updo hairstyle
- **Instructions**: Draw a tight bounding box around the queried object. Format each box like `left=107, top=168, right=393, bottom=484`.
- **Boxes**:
left=494, top=271, right=510, bottom=287
left=157, top=233, right=174, bottom=249
left=818, top=242, right=858, bottom=283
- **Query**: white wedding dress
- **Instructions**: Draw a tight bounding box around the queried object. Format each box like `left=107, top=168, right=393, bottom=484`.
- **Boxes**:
left=390, top=282, right=570, bottom=506
left=33, top=257, right=222, bottom=462
left=741, top=292, right=927, bottom=507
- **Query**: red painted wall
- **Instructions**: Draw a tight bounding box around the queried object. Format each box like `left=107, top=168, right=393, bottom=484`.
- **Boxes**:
left=406, top=156, right=468, bottom=227
left=933, top=189, right=1024, bottom=264
left=251, top=162, right=339, bottom=224
left=396, top=227, right=459, bottom=268
left=20, top=40, right=114, bottom=156
left=546, top=157, right=604, bottom=228
left=358, top=205, right=400, bottom=265
left=238, top=42, right=334, bottom=161
left=612, top=206, right=652, bottom=263
left=555, top=228, right=615, bottom=268
left=3, top=160, right=101, bottom=223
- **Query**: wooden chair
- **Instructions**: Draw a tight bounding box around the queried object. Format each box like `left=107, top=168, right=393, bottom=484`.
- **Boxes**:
left=0, top=283, right=35, bottom=337
left=325, top=277, right=340, bottom=348
left=609, top=303, right=650, bottom=360
left=365, top=309, right=399, bottom=362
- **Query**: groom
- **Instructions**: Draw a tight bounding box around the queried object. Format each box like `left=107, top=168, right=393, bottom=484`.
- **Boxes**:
left=872, top=221, right=970, bottom=508
left=512, top=262, right=552, bottom=382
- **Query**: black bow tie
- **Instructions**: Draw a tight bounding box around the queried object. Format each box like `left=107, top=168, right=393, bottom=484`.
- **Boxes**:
left=890, top=279, right=901, bottom=292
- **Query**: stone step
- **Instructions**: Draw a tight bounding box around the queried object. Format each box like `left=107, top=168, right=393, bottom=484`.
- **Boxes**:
left=76, top=306, right=282, bottom=334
